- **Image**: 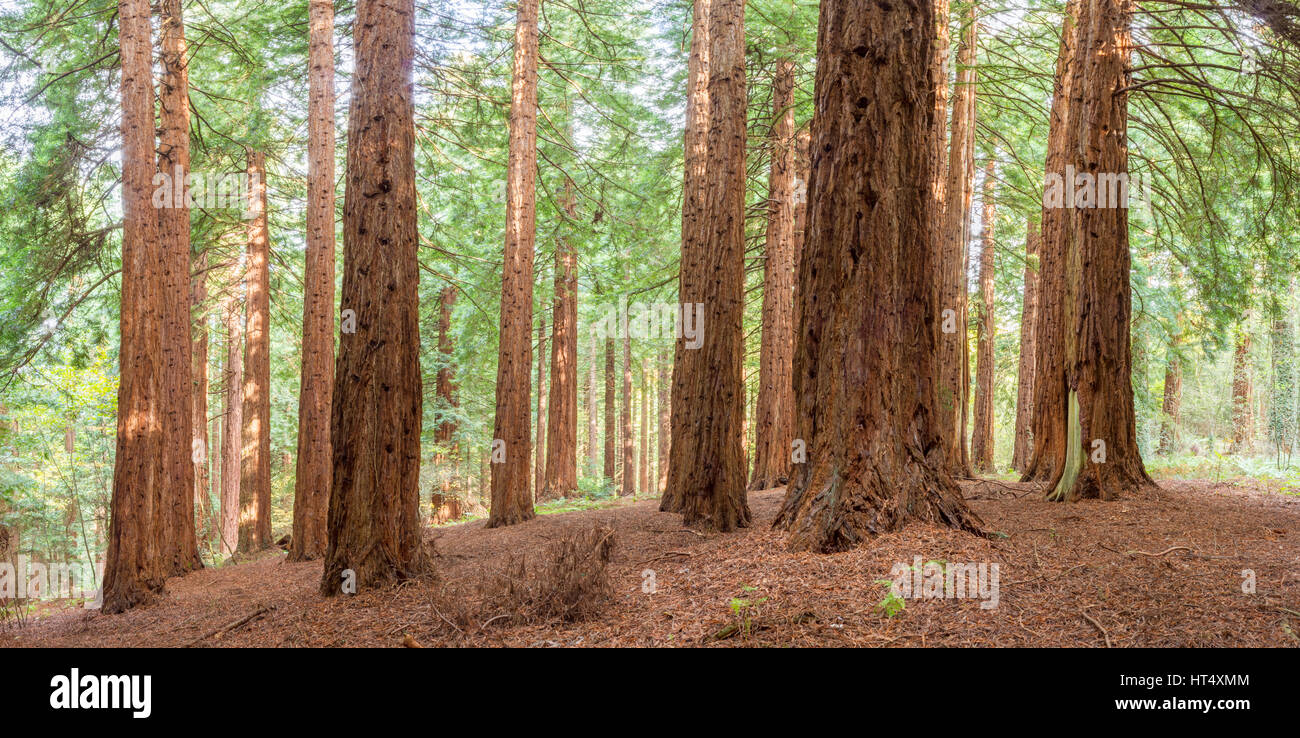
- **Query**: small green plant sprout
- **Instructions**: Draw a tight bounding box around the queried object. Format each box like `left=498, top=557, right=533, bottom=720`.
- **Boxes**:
left=727, top=585, right=768, bottom=638
left=873, top=578, right=906, bottom=617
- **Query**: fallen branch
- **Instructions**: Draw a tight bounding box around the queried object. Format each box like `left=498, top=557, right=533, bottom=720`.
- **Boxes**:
left=186, top=605, right=273, bottom=647
left=1126, top=546, right=1193, bottom=557
left=1080, top=608, right=1112, bottom=648
left=635, top=551, right=691, bottom=567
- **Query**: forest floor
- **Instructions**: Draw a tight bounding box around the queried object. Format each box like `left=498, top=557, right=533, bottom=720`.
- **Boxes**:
left=3, top=478, right=1298, bottom=647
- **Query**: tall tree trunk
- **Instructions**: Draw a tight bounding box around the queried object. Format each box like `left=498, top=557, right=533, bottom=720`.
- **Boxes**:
left=1158, top=344, right=1181, bottom=455
left=1230, top=326, right=1253, bottom=453
left=749, top=57, right=797, bottom=491
left=774, top=0, right=984, bottom=552
left=936, top=3, right=977, bottom=477
left=662, top=0, right=711, bottom=514
left=620, top=308, right=634, bottom=496
left=534, top=313, right=548, bottom=501
left=1023, top=0, right=1079, bottom=484
left=639, top=365, right=649, bottom=495
left=1268, top=285, right=1296, bottom=459
left=971, top=160, right=997, bottom=473
left=432, top=286, right=462, bottom=523
left=191, top=252, right=210, bottom=548
left=488, top=0, right=539, bottom=528
left=586, top=333, right=599, bottom=473
left=604, top=334, right=616, bottom=483
left=239, top=150, right=272, bottom=551
left=290, top=0, right=337, bottom=561
left=157, top=0, right=200, bottom=575
left=665, top=0, right=750, bottom=530
left=543, top=175, right=579, bottom=500
left=103, top=0, right=173, bottom=612
left=1047, top=0, right=1153, bottom=501
left=320, top=0, right=426, bottom=594
left=1012, top=219, right=1040, bottom=472
left=657, top=350, right=670, bottom=494
left=219, top=294, right=243, bottom=557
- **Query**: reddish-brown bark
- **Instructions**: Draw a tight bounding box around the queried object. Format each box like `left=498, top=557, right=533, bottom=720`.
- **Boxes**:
left=431, top=286, right=462, bottom=523
left=665, top=0, right=750, bottom=531
left=662, top=0, right=710, bottom=515
left=103, top=0, right=173, bottom=613
left=937, top=4, right=978, bottom=477
left=543, top=174, right=579, bottom=500
left=239, top=150, right=272, bottom=552
left=320, top=0, right=427, bottom=593
left=1231, top=327, right=1253, bottom=453
left=971, top=161, right=997, bottom=473
left=773, top=0, right=984, bottom=552
left=1022, top=1, right=1078, bottom=484
left=219, top=293, right=243, bottom=557
left=750, top=57, right=797, bottom=492
left=1012, top=220, right=1040, bottom=472
left=1047, top=0, right=1154, bottom=501
left=487, top=0, right=540, bottom=528
left=604, top=334, right=616, bottom=484
left=157, top=0, right=201, bottom=575
left=535, top=313, right=548, bottom=501
left=289, top=0, right=337, bottom=561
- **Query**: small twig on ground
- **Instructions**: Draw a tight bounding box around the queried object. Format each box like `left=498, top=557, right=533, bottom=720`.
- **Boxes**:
left=1126, top=546, right=1193, bottom=557
left=635, top=551, right=691, bottom=567
left=1080, top=608, right=1112, bottom=648
left=480, top=613, right=509, bottom=630
left=185, top=605, right=273, bottom=647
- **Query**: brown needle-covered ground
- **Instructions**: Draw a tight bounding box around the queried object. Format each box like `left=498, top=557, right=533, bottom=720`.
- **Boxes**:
left=3, top=479, right=1297, bottom=647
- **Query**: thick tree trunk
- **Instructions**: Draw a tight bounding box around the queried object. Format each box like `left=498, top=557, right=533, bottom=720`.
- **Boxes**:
left=1012, top=220, right=1040, bottom=472
left=774, top=0, right=984, bottom=552
left=543, top=175, right=579, bottom=500
left=1230, top=327, right=1253, bottom=453
left=487, top=0, right=539, bottom=528
left=320, top=0, right=426, bottom=594
left=749, top=57, right=797, bottom=492
left=219, top=294, right=243, bottom=557
left=431, top=287, right=462, bottom=523
left=103, top=0, right=173, bottom=612
left=1268, top=289, right=1296, bottom=458
left=239, top=150, right=273, bottom=552
left=157, top=0, right=200, bottom=575
left=1022, top=0, right=1079, bottom=484
left=604, top=334, right=616, bottom=483
left=662, top=0, right=710, bottom=514
left=1158, top=344, right=1181, bottom=455
left=534, top=313, right=548, bottom=501
left=971, top=161, right=997, bottom=473
left=1047, top=0, right=1153, bottom=501
left=289, top=0, right=337, bottom=561
left=937, top=3, right=978, bottom=477
left=665, top=0, right=750, bottom=531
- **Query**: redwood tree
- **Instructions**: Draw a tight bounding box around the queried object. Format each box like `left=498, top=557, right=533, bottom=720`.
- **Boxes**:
left=102, top=0, right=174, bottom=613
left=543, top=174, right=579, bottom=500
left=937, top=3, right=978, bottom=477
left=665, top=0, right=750, bottom=530
left=970, top=160, right=997, bottom=473
left=749, top=57, right=797, bottom=492
left=1022, top=0, right=1078, bottom=484
left=239, top=149, right=272, bottom=552
left=1046, top=0, right=1153, bottom=501
left=1012, top=220, right=1040, bottom=472
left=432, top=286, right=462, bottom=522
left=158, top=0, right=200, bottom=574
left=661, top=0, right=710, bottom=514
left=488, top=0, right=539, bottom=527
left=773, top=0, right=984, bottom=552
left=320, top=0, right=426, bottom=594
left=290, top=0, right=337, bottom=561
left=219, top=293, right=243, bottom=557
